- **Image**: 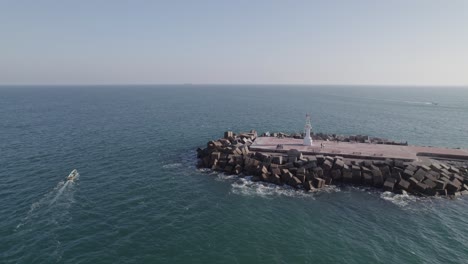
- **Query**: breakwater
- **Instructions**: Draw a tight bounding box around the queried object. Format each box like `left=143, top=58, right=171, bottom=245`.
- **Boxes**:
left=197, top=131, right=468, bottom=197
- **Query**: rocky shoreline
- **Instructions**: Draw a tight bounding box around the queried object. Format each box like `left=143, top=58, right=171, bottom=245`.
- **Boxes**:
left=197, top=131, right=468, bottom=198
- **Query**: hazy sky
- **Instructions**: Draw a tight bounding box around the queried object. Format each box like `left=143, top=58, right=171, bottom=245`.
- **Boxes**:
left=1, top=0, right=467, bottom=85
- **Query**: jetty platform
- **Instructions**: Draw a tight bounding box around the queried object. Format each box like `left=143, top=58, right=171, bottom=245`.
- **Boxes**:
left=250, top=137, right=468, bottom=162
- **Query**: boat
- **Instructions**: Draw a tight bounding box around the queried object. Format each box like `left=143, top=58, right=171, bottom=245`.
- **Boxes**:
left=67, top=169, right=79, bottom=181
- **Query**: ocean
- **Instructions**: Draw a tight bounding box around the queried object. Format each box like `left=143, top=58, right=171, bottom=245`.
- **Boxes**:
left=1, top=85, right=468, bottom=263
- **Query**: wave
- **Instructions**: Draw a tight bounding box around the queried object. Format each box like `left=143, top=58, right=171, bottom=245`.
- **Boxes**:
left=380, top=191, right=417, bottom=207
left=162, top=163, right=183, bottom=169
left=211, top=173, right=340, bottom=198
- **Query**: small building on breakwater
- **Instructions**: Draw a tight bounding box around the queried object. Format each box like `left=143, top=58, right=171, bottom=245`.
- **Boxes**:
left=197, top=117, right=468, bottom=197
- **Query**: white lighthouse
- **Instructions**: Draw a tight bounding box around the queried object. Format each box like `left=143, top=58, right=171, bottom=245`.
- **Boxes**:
left=303, top=114, right=313, bottom=146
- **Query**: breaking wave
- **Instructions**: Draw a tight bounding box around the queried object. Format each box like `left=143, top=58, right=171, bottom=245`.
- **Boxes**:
left=380, top=191, right=417, bottom=207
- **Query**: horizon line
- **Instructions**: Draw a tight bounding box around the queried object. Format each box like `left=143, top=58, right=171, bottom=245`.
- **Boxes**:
left=1, top=83, right=467, bottom=88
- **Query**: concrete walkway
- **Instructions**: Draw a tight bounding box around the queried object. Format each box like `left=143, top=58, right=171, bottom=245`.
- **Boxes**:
left=250, top=137, right=468, bottom=161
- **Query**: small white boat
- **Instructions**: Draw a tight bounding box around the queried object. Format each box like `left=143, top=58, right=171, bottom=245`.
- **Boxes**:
left=67, top=169, right=79, bottom=181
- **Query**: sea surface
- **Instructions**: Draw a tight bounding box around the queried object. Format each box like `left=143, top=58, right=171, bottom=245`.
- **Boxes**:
left=1, top=85, right=468, bottom=264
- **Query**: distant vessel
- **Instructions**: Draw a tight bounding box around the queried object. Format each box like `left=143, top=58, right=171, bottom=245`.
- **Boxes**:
left=67, top=169, right=79, bottom=181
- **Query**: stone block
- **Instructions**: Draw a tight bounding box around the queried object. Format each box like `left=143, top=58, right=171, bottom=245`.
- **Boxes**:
left=446, top=179, right=462, bottom=194
left=414, top=182, right=428, bottom=193
left=211, top=152, right=221, bottom=160
left=372, top=169, right=383, bottom=187
left=394, top=160, right=405, bottom=168
left=303, top=161, right=317, bottom=169
left=402, top=169, right=414, bottom=180
left=333, top=159, right=345, bottom=170
left=288, top=176, right=302, bottom=188
left=304, top=180, right=314, bottom=191
left=420, top=165, right=431, bottom=172
left=391, top=171, right=402, bottom=182
left=383, top=180, right=396, bottom=192
left=406, top=164, right=417, bottom=172
left=363, top=173, right=373, bottom=185
left=331, top=169, right=342, bottom=181
left=225, top=165, right=234, bottom=174
left=352, top=166, right=362, bottom=184
left=423, top=179, right=437, bottom=189
left=343, top=170, right=353, bottom=183
left=313, top=167, right=324, bottom=178
left=380, top=166, right=391, bottom=179
left=312, top=177, right=325, bottom=189
left=430, top=162, right=442, bottom=171
left=316, top=155, right=325, bottom=165
left=296, top=174, right=306, bottom=183
left=398, top=179, right=411, bottom=191
left=413, top=169, right=426, bottom=182
left=287, top=149, right=302, bottom=158
left=271, top=156, right=283, bottom=165
left=323, top=160, right=333, bottom=171
left=434, top=180, right=447, bottom=190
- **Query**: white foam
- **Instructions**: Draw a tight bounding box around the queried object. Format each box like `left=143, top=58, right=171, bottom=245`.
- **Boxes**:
left=380, top=191, right=417, bottom=207
left=16, top=173, right=78, bottom=230
left=162, top=163, right=183, bottom=169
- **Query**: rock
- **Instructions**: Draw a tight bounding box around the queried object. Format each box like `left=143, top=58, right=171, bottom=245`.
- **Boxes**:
left=331, top=169, right=342, bottom=181
left=333, top=159, right=345, bottom=170
left=414, top=182, right=428, bottom=194
left=435, top=180, right=447, bottom=190
left=343, top=169, right=353, bottom=183
left=296, top=174, right=306, bottom=183
left=446, top=179, right=462, bottom=194
left=270, top=174, right=281, bottom=185
left=372, top=168, right=383, bottom=187
left=402, top=169, right=414, bottom=180
left=260, top=173, right=270, bottom=182
left=224, top=165, right=233, bottom=175
left=312, top=177, right=325, bottom=189
left=406, top=164, right=417, bottom=172
left=430, top=162, right=442, bottom=172
left=316, top=155, right=325, bottom=165
left=449, top=167, right=460, bottom=174
left=351, top=165, right=362, bottom=184
left=383, top=179, right=396, bottom=192
left=394, top=160, right=405, bottom=168
left=363, top=173, right=373, bottom=185
left=211, top=152, right=221, bottom=160
left=423, top=179, right=437, bottom=189
left=304, top=180, right=315, bottom=191
left=323, top=160, right=333, bottom=171
left=391, top=171, right=402, bottom=182
left=288, top=176, right=302, bottom=188
left=287, top=149, right=302, bottom=158
left=380, top=166, right=391, bottom=179
left=413, top=169, right=426, bottom=182
left=313, top=167, right=324, bottom=178
left=398, top=179, right=411, bottom=191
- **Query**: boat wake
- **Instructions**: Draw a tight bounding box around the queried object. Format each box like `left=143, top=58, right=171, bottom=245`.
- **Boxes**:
left=16, top=170, right=79, bottom=230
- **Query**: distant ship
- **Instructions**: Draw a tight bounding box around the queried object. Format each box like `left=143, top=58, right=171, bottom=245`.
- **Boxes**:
left=67, top=169, right=79, bottom=181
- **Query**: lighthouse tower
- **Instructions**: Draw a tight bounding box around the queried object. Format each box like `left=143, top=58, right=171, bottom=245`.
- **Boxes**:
left=303, top=114, right=313, bottom=146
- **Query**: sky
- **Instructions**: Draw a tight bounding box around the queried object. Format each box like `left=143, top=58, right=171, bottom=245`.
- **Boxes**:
left=0, top=0, right=467, bottom=86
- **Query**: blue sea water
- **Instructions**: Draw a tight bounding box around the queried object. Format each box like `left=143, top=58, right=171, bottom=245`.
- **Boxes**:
left=1, top=85, right=468, bottom=264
